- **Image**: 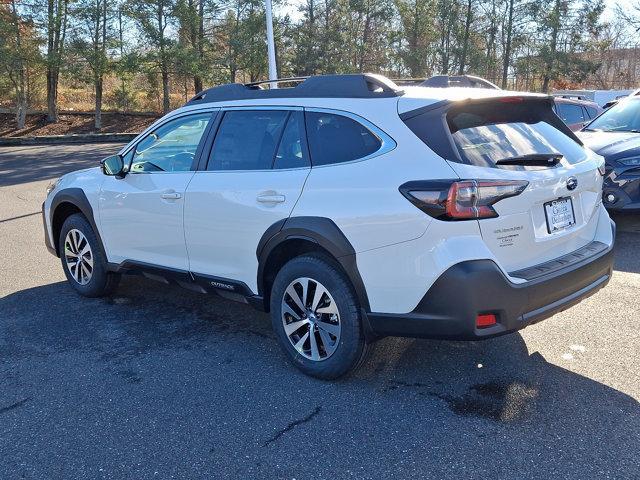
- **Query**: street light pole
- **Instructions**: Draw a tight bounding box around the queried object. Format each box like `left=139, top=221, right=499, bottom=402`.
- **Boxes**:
left=265, top=0, right=278, bottom=89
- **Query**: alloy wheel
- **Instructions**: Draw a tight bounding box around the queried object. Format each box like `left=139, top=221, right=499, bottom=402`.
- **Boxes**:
left=281, top=277, right=341, bottom=361
left=64, top=229, right=94, bottom=285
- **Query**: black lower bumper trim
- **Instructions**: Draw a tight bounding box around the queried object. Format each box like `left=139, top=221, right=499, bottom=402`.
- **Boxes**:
left=367, top=225, right=615, bottom=341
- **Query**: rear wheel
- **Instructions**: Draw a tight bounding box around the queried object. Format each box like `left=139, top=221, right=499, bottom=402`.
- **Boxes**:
left=59, top=213, right=120, bottom=297
left=270, top=254, right=369, bottom=379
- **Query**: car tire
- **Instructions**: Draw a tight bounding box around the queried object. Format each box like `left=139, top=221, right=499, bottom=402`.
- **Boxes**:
left=270, top=254, right=369, bottom=379
left=58, top=213, right=120, bottom=297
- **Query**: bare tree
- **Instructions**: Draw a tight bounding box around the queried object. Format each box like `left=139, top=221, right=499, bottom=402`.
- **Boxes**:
left=69, top=0, right=112, bottom=130
left=45, top=0, right=69, bottom=122
left=126, top=0, right=175, bottom=113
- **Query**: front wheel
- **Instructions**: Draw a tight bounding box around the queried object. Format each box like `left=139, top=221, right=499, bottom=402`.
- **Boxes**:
left=59, top=213, right=120, bottom=297
left=270, top=254, right=369, bottom=379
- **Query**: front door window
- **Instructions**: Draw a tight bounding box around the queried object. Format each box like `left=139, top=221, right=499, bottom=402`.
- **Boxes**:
left=130, top=113, right=212, bottom=173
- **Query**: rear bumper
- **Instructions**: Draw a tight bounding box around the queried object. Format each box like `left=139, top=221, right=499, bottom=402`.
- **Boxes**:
left=366, top=222, right=615, bottom=340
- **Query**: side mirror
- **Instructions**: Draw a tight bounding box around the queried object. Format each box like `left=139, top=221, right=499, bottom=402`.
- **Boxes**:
left=101, top=155, right=125, bottom=178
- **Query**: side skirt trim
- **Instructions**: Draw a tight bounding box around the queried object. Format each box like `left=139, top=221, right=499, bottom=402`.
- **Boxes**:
left=107, top=260, right=266, bottom=311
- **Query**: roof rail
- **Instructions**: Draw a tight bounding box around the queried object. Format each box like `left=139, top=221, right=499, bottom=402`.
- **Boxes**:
left=186, top=74, right=403, bottom=105
left=391, top=78, right=426, bottom=86
left=244, top=76, right=308, bottom=88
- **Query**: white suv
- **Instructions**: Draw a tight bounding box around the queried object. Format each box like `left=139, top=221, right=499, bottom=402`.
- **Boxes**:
left=43, top=74, right=615, bottom=379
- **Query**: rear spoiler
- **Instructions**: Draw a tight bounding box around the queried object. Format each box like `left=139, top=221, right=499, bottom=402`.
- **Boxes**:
left=399, top=95, right=583, bottom=146
left=400, top=95, right=584, bottom=165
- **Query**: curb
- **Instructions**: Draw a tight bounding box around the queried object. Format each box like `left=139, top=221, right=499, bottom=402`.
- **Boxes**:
left=0, top=133, right=138, bottom=146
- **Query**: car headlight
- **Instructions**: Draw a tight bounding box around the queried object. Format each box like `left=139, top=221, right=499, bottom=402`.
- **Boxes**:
left=618, top=156, right=640, bottom=166
left=46, top=179, right=59, bottom=196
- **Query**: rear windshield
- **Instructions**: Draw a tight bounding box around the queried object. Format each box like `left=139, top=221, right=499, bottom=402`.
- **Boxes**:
left=401, top=99, right=587, bottom=170
left=447, top=102, right=587, bottom=168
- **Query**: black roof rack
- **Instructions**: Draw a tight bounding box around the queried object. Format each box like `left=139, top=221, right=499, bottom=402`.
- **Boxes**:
left=392, top=78, right=426, bottom=86
left=186, top=74, right=403, bottom=105
left=244, top=76, right=308, bottom=88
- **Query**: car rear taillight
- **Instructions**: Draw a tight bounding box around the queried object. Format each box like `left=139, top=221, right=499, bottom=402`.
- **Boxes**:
left=498, top=96, right=525, bottom=103
left=400, top=179, right=529, bottom=220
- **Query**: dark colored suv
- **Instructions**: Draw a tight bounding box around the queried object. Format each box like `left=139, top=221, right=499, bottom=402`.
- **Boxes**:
left=553, top=97, right=602, bottom=131
left=579, top=96, right=640, bottom=211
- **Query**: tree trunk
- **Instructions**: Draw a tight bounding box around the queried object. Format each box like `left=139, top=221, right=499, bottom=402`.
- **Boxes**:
left=46, top=0, right=57, bottom=123
left=190, top=0, right=203, bottom=94
left=46, top=70, right=58, bottom=123
left=11, top=0, right=27, bottom=129
left=158, top=1, right=170, bottom=112
left=438, top=0, right=451, bottom=73
left=407, top=0, right=421, bottom=77
left=305, top=0, right=316, bottom=75
left=118, top=9, right=127, bottom=110
left=16, top=103, right=27, bottom=130
left=194, top=76, right=203, bottom=95
left=46, top=0, right=67, bottom=123
left=501, top=0, right=514, bottom=88
left=162, top=69, right=170, bottom=113
left=95, top=78, right=103, bottom=131
left=457, top=0, right=473, bottom=75
left=542, top=0, right=561, bottom=93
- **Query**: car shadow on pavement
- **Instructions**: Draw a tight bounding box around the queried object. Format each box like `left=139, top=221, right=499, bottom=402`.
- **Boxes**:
left=1, top=277, right=638, bottom=477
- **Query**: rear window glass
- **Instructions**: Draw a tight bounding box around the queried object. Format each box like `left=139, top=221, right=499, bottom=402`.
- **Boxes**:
left=447, top=103, right=587, bottom=169
left=585, top=106, right=598, bottom=119
left=274, top=112, right=309, bottom=169
left=556, top=103, right=585, bottom=124
left=208, top=110, right=287, bottom=171
left=305, top=112, right=381, bottom=166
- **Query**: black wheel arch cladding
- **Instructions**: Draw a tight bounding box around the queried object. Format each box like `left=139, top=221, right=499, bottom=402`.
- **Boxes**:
left=257, top=216, right=371, bottom=312
left=50, top=188, right=105, bottom=257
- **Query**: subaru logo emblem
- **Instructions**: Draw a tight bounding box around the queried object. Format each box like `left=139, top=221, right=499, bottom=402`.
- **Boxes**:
left=567, top=177, right=578, bottom=191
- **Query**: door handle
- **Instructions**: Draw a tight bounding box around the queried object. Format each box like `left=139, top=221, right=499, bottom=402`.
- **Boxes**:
left=161, top=192, right=182, bottom=200
left=257, top=194, right=286, bottom=203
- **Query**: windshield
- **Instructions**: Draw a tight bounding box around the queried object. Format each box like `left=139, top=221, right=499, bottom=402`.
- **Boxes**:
left=586, top=98, right=640, bottom=132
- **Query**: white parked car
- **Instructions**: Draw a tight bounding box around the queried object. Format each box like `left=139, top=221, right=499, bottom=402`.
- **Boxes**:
left=43, top=74, right=615, bottom=379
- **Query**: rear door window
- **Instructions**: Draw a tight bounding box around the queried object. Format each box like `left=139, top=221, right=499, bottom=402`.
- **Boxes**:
left=274, top=112, right=309, bottom=169
left=305, top=112, right=381, bottom=166
left=208, top=110, right=288, bottom=171
left=447, top=102, right=587, bottom=168
left=585, top=106, right=598, bottom=119
left=557, top=103, right=586, bottom=124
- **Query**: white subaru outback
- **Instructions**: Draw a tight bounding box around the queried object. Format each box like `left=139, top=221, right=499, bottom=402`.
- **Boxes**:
left=43, top=74, right=615, bottom=379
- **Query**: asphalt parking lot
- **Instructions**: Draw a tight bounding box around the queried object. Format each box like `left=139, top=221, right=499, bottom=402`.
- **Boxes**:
left=1, top=143, right=639, bottom=479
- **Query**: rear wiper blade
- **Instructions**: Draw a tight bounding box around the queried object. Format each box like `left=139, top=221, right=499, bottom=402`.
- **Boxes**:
left=496, top=153, right=563, bottom=166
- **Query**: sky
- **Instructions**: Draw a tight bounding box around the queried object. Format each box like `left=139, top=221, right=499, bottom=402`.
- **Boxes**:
left=604, top=0, right=632, bottom=21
